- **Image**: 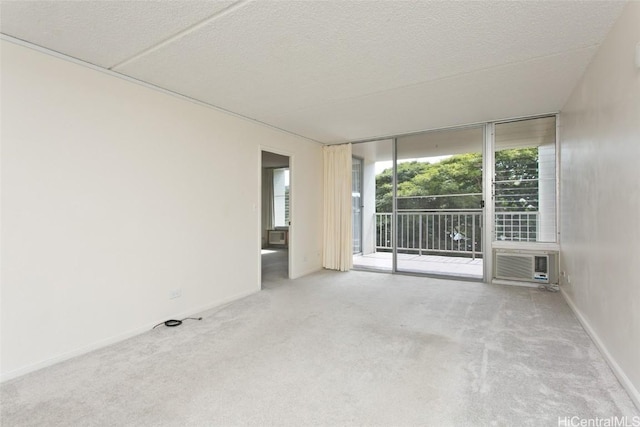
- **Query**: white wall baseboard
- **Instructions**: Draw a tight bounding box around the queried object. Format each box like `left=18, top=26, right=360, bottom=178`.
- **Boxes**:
left=561, top=288, right=640, bottom=411
left=291, top=265, right=322, bottom=280
left=0, top=288, right=259, bottom=383
left=491, top=278, right=541, bottom=288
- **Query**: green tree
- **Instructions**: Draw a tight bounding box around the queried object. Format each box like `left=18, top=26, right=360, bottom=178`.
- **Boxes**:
left=375, top=149, right=538, bottom=212
left=375, top=161, right=429, bottom=212
left=494, top=148, right=539, bottom=212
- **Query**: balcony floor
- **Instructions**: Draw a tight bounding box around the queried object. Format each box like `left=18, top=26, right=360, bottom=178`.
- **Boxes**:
left=353, top=252, right=483, bottom=279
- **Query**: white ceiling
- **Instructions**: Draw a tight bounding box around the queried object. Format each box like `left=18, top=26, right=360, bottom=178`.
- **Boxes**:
left=0, top=0, right=626, bottom=144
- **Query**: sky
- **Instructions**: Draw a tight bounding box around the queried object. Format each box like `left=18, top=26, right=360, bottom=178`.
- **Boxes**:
left=374, top=155, right=452, bottom=174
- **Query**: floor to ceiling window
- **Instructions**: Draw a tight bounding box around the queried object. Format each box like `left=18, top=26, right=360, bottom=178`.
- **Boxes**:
left=351, top=115, right=558, bottom=282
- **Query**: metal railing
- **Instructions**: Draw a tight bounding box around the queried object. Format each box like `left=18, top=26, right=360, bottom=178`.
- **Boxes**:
left=376, top=210, right=483, bottom=259
left=375, top=211, right=539, bottom=258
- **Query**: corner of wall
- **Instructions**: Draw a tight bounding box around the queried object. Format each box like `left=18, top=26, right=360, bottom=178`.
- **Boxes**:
left=559, top=0, right=640, bottom=410
left=560, top=288, right=640, bottom=409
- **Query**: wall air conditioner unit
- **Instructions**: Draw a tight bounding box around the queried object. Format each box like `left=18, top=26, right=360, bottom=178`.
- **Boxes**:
left=268, top=230, right=287, bottom=245
left=494, top=249, right=558, bottom=284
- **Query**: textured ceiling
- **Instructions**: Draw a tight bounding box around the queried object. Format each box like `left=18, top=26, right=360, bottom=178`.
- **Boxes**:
left=0, top=0, right=626, bottom=144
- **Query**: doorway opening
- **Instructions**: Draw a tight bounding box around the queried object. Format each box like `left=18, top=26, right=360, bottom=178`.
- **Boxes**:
left=261, top=150, right=290, bottom=287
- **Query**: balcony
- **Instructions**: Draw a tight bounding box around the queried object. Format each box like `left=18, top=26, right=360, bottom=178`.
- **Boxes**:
left=376, top=210, right=483, bottom=257
left=353, top=211, right=539, bottom=277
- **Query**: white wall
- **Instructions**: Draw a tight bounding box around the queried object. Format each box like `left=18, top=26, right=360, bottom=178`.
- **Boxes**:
left=0, top=41, right=323, bottom=380
left=560, top=1, right=640, bottom=407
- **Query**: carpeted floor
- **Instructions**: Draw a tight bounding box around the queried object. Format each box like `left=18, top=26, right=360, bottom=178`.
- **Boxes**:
left=1, top=258, right=638, bottom=426
left=261, top=248, right=289, bottom=287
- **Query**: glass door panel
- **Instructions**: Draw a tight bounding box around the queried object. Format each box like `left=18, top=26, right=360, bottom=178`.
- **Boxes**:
left=395, top=126, right=484, bottom=279
left=351, top=139, right=394, bottom=271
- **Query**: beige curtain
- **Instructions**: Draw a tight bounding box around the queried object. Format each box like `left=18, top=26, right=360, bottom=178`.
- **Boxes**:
left=323, top=143, right=353, bottom=271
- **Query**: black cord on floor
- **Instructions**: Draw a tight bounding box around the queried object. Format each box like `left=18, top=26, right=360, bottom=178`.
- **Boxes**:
left=152, top=317, right=202, bottom=329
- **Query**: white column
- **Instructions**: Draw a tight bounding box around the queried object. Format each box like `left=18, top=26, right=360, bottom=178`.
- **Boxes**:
left=352, top=143, right=377, bottom=255
left=361, top=156, right=377, bottom=255
left=538, top=143, right=557, bottom=242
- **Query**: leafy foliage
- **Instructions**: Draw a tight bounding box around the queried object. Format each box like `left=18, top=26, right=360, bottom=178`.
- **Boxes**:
left=494, top=148, right=539, bottom=212
left=375, top=149, right=538, bottom=212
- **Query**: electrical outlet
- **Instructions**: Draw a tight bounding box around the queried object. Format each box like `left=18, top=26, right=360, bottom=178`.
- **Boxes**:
left=169, top=288, right=182, bottom=299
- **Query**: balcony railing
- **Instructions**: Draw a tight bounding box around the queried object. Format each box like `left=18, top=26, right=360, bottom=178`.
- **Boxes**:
left=375, top=211, right=539, bottom=259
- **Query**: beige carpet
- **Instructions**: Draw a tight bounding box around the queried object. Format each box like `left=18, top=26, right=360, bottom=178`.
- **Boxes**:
left=1, top=262, right=638, bottom=426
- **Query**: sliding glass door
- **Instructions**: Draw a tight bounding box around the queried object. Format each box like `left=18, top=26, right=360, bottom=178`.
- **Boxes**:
left=394, top=126, right=485, bottom=279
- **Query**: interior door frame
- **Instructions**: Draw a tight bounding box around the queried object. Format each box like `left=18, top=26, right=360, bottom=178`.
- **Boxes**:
left=259, top=146, right=294, bottom=283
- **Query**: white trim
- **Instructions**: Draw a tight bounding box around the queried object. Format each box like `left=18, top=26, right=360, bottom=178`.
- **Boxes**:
left=392, top=138, right=398, bottom=273
left=260, top=146, right=294, bottom=280
left=0, top=34, right=322, bottom=146
left=289, top=265, right=323, bottom=280
left=555, top=113, right=561, bottom=243
left=491, top=278, right=540, bottom=288
left=348, top=112, right=559, bottom=145
left=492, top=241, right=560, bottom=251
left=561, top=288, right=640, bottom=411
left=483, top=123, right=495, bottom=283
left=0, top=289, right=258, bottom=383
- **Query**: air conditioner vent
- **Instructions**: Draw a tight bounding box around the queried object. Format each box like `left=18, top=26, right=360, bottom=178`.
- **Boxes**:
left=496, top=254, right=533, bottom=279
left=494, top=249, right=558, bottom=284
left=268, top=230, right=287, bottom=245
